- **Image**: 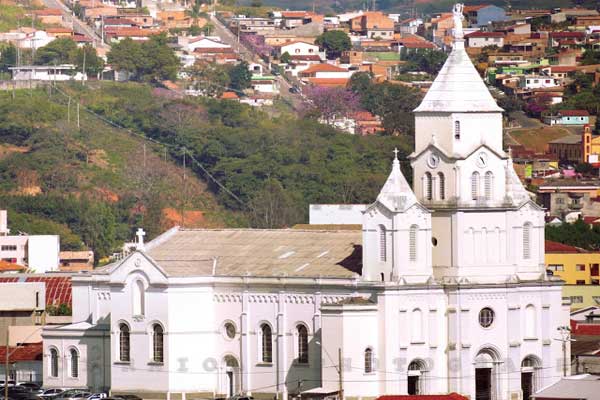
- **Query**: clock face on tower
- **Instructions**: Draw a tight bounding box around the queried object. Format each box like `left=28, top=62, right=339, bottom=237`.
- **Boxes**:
left=476, top=152, right=488, bottom=168
left=428, top=153, right=440, bottom=168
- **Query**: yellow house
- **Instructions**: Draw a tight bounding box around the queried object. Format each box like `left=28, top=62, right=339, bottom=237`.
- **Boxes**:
left=545, top=240, right=600, bottom=285
left=562, top=284, right=600, bottom=309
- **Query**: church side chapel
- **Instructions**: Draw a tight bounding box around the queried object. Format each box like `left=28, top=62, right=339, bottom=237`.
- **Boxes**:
left=42, top=4, right=568, bottom=400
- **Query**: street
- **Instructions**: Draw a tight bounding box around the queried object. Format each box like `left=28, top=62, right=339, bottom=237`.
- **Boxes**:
left=41, top=0, right=108, bottom=49
left=210, top=14, right=305, bottom=111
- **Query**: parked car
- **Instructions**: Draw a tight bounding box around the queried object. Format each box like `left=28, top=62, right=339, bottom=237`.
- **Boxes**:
left=38, top=389, right=64, bottom=399
left=86, top=393, right=106, bottom=400
left=113, top=395, right=142, bottom=400
left=17, top=384, right=40, bottom=392
left=54, top=390, right=87, bottom=400
left=58, top=392, right=90, bottom=400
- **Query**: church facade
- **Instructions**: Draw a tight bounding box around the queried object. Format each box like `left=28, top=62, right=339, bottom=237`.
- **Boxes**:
left=42, top=5, right=568, bottom=400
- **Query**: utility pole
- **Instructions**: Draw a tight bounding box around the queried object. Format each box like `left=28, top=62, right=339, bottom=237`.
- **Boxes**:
left=68, top=97, right=71, bottom=123
left=338, top=348, right=343, bottom=400
left=555, top=325, right=574, bottom=377
left=5, top=333, right=9, bottom=400
left=77, top=102, right=80, bottom=129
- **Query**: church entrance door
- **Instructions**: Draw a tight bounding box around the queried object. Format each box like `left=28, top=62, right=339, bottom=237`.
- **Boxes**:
left=223, top=355, right=240, bottom=397
left=521, top=371, right=533, bottom=400
left=407, top=376, right=419, bottom=395
left=475, top=368, right=492, bottom=400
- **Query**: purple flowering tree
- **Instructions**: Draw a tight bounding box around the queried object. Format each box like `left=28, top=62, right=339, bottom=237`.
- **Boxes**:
left=303, top=86, right=361, bottom=125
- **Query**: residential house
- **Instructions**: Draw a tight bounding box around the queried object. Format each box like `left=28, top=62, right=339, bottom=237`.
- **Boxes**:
left=545, top=240, right=600, bottom=285
left=545, top=110, right=590, bottom=126
left=542, top=65, right=577, bottom=81
left=59, top=251, right=94, bottom=272
left=116, top=13, right=154, bottom=28
left=102, top=17, right=138, bottom=30
left=531, top=375, right=600, bottom=400
left=45, top=27, right=73, bottom=38
left=104, top=28, right=161, bottom=42
left=0, top=210, right=60, bottom=272
left=352, top=111, right=384, bottom=135
left=179, top=36, right=231, bottom=53
left=349, top=12, right=395, bottom=40
left=156, top=9, right=194, bottom=29
left=463, top=4, right=507, bottom=27
left=465, top=31, right=504, bottom=48
left=520, top=75, right=560, bottom=90
left=14, top=30, right=56, bottom=50
left=0, top=343, right=43, bottom=384
left=274, top=41, right=321, bottom=59
left=32, top=9, right=64, bottom=25
left=565, top=285, right=600, bottom=309
left=431, top=13, right=453, bottom=48
left=396, top=17, right=423, bottom=35
left=250, top=75, right=279, bottom=94
left=279, top=11, right=318, bottom=29
left=537, top=180, right=600, bottom=219
left=230, top=17, right=276, bottom=34
left=298, top=63, right=353, bottom=86
left=549, top=31, right=586, bottom=47
left=576, top=15, right=600, bottom=27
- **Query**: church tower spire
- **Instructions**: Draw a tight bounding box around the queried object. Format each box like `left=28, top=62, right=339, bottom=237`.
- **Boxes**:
left=362, top=150, right=432, bottom=284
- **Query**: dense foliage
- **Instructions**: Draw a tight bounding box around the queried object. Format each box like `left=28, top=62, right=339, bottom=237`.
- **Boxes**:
left=107, top=35, right=180, bottom=82
left=315, top=30, right=351, bottom=59
left=399, top=49, right=448, bottom=75
left=81, top=83, right=409, bottom=227
left=348, top=72, right=423, bottom=136
left=34, top=39, right=104, bottom=76
left=546, top=219, right=600, bottom=251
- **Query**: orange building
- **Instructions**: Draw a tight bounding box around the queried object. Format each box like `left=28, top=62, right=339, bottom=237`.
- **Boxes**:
left=349, top=12, right=394, bottom=39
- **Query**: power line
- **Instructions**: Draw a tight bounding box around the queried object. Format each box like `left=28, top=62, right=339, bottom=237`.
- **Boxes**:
left=47, top=85, right=247, bottom=209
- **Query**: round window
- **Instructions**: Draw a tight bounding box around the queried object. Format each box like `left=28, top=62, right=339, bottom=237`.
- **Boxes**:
left=479, top=308, right=495, bottom=328
left=224, top=322, right=236, bottom=339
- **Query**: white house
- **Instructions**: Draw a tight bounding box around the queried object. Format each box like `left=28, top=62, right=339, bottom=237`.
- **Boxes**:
left=465, top=31, right=504, bottom=48
left=178, top=36, right=231, bottom=53
left=520, top=75, right=560, bottom=89
left=9, top=65, right=86, bottom=83
left=42, top=6, right=568, bottom=400
left=275, top=41, right=322, bottom=59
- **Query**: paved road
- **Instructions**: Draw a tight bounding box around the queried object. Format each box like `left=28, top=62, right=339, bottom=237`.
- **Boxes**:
left=210, top=14, right=304, bottom=111
left=42, top=0, right=108, bottom=48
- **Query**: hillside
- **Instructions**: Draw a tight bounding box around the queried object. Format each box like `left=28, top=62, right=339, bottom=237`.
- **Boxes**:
left=54, top=82, right=409, bottom=229
left=0, top=86, right=239, bottom=262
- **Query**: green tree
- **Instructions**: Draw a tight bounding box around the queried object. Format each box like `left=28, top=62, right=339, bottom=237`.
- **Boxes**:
left=280, top=51, right=291, bottom=64
left=34, top=38, right=77, bottom=65
left=107, top=38, right=143, bottom=74
left=0, top=43, right=17, bottom=72
left=228, top=61, right=252, bottom=91
left=74, top=44, right=105, bottom=76
left=315, top=30, right=351, bottom=59
left=581, top=49, right=600, bottom=65
left=187, top=62, right=230, bottom=97
left=400, top=49, right=448, bottom=75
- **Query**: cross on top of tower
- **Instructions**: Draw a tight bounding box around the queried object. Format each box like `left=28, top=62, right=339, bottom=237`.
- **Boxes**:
left=393, top=148, right=399, bottom=159
left=136, top=228, right=146, bottom=251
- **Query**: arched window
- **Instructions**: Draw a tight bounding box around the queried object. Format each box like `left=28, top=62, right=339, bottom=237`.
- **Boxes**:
left=132, top=280, right=145, bottom=316
left=438, top=172, right=445, bottom=200
left=471, top=172, right=480, bottom=200
left=409, top=225, right=418, bottom=262
left=261, top=324, right=272, bottom=363
left=525, top=305, right=536, bottom=338
left=484, top=171, right=493, bottom=200
left=364, top=348, right=374, bottom=373
left=69, top=348, right=78, bottom=378
left=454, top=120, right=461, bottom=139
left=411, top=309, right=423, bottom=342
left=119, top=323, right=130, bottom=362
left=424, top=172, right=432, bottom=200
left=523, top=222, right=532, bottom=259
left=379, top=225, right=386, bottom=262
left=297, top=325, right=308, bottom=364
left=49, top=348, right=59, bottom=378
left=153, top=324, right=164, bottom=363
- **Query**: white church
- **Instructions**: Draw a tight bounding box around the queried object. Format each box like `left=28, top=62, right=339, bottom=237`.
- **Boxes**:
left=42, top=5, right=569, bottom=400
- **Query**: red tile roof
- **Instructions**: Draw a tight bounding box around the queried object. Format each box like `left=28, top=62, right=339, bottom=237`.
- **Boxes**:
left=281, top=11, right=315, bottom=18
left=572, top=320, right=600, bottom=336
left=559, top=109, right=590, bottom=117
left=220, top=91, right=239, bottom=99
left=0, top=343, right=43, bottom=363
left=46, top=27, right=73, bottom=33
left=550, top=31, right=586, bottom=39
left=301, top=63, right=348, bottom=74
left=307, top=77, right=349, bottom=86
left=463, top=5, right=488, bottom=12
left=402, top=41, right=436, bottom=49
left=0, top=276, right=72, bottom=306
left=551, top=66, right=577, bottom=73
left=0, top=260, right=26, bottom=272
left=545, top=240, right=588, bottom=253
left=378, top=394, right=468, bottom=400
